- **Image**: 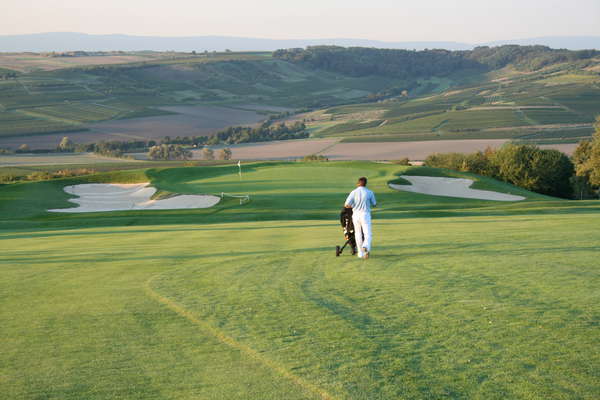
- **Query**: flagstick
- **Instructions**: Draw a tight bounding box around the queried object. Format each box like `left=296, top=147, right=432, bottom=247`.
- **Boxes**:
left=237, top=160, right=242, bottom=180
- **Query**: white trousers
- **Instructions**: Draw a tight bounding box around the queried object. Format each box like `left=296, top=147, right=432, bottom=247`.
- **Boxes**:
left=352, top=211, right=372, bottom=257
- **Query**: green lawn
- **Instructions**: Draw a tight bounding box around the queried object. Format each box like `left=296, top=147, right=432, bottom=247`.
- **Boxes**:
left=1, top=162, right=599, bottom=399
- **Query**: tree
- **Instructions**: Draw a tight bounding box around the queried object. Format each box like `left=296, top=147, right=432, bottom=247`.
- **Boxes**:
left=17, top=144, right=30, bottom=153
left=492, top=144, right=573, bottom=197
left=147, top=144, right=192, bottom=161
left=202, top=147, right=214, bottom=161
left=218, top=148, right=232, bottom=160
left=58, top=137, right=74, bottom=152
left=572, top=117, right=600, bottom=196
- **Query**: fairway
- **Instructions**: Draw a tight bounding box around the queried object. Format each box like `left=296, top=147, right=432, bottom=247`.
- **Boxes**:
left=1, top=162, right=599, bottom=399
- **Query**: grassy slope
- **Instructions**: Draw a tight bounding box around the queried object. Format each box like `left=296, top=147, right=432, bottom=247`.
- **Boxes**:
left=312, top=64, right=600, bottom=143
left=3, top=53, right=599, bottom=143
left=0, top=55, right=411, bottom=139
left=1, top=162, right=599, bottom=399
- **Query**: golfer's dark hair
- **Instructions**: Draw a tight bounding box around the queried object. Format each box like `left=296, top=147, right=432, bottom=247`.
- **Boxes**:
left=358, top=177, right=367, bottom=186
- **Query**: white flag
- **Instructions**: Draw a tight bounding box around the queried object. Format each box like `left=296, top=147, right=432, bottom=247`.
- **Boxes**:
left=237, top=160, right=241, bottom=167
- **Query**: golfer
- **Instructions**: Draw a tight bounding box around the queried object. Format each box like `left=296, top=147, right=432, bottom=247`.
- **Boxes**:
left=344, top=177, right=376, bottom=259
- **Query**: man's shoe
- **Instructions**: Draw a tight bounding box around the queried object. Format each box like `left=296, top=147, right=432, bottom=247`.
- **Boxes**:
left=362, top=247, right=369, bottom=259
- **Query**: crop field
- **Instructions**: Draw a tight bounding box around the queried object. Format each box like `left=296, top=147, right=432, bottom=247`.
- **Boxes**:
left=1, top=162, right=599, bottom=399
left=307, top=67, right=599, bottom=142
left=0, top=152, right=139, bottom=167
left=29, top=102, right=124, bottom=123
left=88, top=105, right=267, bottom=140
left=0, top=111, right=83, bottom=137
left=520, top=109, right=590, bottom=125
left=0, top=53, right=168, bottom=72
left=325, top=139, right=510, bottom=160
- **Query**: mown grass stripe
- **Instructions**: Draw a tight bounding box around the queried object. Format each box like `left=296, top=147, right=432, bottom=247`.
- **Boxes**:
left=145, top=274, right=336, bottom=400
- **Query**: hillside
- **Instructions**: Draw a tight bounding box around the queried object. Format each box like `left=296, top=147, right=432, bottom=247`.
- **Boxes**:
left=0, top=45, right=599, bottom=150
left=286, top=47, right=600, bottom=145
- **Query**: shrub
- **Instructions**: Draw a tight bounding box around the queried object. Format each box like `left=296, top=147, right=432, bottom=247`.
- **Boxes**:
left=302, top=154, right=329, bottom=162
left=218, top=148, right=232, bottom=160
left=572, top=118, right=600, bottom=190
left=148, top=144, right=192, bottom=161
left=202, top=147, right=215, bottom=161
left=54, top=168, right=96, bottom=178
left=57, top=137, right=75, bottom=152
left=17, top=144, right=30, bottom=153
left=426, top=143, right=575, bottom=198
left=424, top=152, right=468, bottom=170
left=25, top=171, right=53, bottom=181
left=392, top=158, right=411, bottom=165
left=491, top=144, right=574, bottom=197
left=0, top=174, right=19, bottom=183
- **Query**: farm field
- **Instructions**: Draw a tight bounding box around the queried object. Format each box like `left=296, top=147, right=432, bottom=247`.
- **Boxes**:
left=130, top=138, right=340, bottom=161
left=324, top=139, right=510, bottom=160
left=0, top=53, right=168, bottom=72
left=0, top=152, right=138, bottom=167
left=87, top=105, right=267, bottom=139
left=0, top=105, right=268, bottom=149
left=0, top=52, right=270, bottom=73
left=1, top=162, right=599, bottom=399
left=305, top=62, right=600, bottom=143
left=125, top=138, right=575, bottom=163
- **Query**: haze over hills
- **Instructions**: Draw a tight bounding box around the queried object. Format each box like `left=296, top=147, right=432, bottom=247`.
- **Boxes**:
left=0, top=32, right=599, bottom=52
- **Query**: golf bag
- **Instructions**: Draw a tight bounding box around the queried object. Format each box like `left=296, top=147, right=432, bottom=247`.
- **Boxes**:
left=336, top=207, right=359, bottom=256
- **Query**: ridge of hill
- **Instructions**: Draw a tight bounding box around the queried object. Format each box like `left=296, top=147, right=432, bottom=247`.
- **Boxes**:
left=1, top=32, right=599, bottom=52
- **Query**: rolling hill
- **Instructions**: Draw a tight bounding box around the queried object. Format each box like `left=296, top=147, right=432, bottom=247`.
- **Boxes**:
left=0, top=45, right=599, bottom=150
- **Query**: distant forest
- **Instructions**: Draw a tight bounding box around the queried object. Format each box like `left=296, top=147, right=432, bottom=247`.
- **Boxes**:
left=274, top=45, right=600, bottom=79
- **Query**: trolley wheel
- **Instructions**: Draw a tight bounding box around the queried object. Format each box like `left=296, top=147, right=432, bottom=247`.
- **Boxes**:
left=335, top=246, right=341, bottom=257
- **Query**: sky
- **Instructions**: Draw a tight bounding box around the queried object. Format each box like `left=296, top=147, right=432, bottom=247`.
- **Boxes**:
left=3, top=0, right=600, bottom=42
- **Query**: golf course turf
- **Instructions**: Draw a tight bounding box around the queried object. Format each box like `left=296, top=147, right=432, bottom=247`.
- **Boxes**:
left=1, top=161, right=599, bottom=399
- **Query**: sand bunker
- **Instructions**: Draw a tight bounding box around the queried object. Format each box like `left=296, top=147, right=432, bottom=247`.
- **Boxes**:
left=49, top=183, right=220, bottom=213
left=389, top=176, right=525, bottom=201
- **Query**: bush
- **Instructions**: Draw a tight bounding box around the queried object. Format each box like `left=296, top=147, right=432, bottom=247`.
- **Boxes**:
left=202, top=147, right=215, bottom=161
left=572, top=118, right=600, bottom=192
left=22, top=168, right=97, bottom=182
left=0, top=174, right=19, bottom=183
left=425, top=144, right=575, bottom=198
left=17, top=144, right=30, bottom=153
left=148, top=144, right=192, bottom=161
left=392, top=158, right=411, bottom=165
left=424, top=152, right=468, bottom=170
left=25, top=171, right=53, bottom=181
left=218, top=148, right=232, bottom=160
left=302, top=154, right=329, bottom=162
left=213, top=121, right=308, bottom=145
left=57, top=137, right=75, bottom=152
left=54, top=168, right=96, bottom=178
left=490, top=144, right=573, bottom=197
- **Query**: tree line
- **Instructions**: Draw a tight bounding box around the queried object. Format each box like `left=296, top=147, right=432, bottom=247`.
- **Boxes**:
left=210, top=121, right=307, bottom=145
left=274, top=45, right=599, bottom=80
left=424, top=118, right=600, bottom=199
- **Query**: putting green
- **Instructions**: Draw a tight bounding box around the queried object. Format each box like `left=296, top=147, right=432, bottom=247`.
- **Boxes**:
left=1, top=162, right=599, bottom=399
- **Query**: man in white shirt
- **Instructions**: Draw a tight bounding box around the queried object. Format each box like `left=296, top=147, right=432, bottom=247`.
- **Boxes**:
left=344, top=177, right=377, bottom=259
